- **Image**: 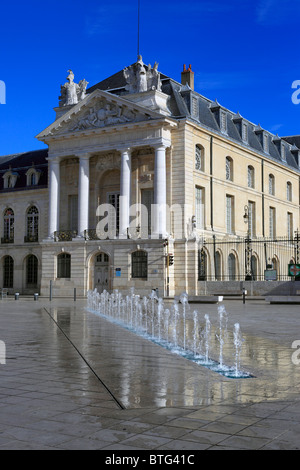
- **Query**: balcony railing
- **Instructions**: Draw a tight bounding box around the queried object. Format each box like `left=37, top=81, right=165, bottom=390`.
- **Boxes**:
left=24, top=235, right=39, bottom=243
left=1, top=237, right=14, bottom=244
left=54, top=230, right=78, bottom=242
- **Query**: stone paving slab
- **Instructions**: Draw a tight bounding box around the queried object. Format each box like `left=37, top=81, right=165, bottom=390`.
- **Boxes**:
left=0, top=298, right=300, bottom=450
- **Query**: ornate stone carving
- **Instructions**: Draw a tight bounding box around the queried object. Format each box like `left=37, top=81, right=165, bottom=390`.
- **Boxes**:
left=70, top=102, right=140, bottom=132
left=96, top=154, right=121, bottom=171
left=59, top=70, right=89, bottom=107
left=123, top=56, right=162, bottom=94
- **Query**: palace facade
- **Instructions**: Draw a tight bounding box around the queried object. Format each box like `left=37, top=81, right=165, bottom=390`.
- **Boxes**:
left=1, top=58, right=300, bottom=297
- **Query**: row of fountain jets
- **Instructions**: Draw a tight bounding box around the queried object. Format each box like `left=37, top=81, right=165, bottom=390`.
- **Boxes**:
left=87, top=288, right=252, bottom=379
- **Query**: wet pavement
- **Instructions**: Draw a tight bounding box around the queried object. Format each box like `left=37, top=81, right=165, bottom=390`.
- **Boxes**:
left=0, top=297, right=300, bottom=450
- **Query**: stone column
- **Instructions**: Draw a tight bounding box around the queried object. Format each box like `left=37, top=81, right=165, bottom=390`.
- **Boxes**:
left=153, top=144, right=167, bottom=237
left=119, top=148, right=131, bottom=238
left=77, top=154, right=90, bottom=237
left=48, top=157, right=60, bottom=239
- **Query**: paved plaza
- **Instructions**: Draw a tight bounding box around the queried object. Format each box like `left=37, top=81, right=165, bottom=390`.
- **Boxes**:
left=0, top=295, right=300, bottom=450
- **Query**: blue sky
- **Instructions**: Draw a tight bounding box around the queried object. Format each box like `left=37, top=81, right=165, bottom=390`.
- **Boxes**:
left=1, top=0, right=300, bottom=155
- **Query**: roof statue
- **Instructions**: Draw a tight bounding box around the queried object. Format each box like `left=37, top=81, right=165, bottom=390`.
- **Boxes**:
left=123, top=56, right=162, bottom=94
left=59, top=70, right=89, bottom=107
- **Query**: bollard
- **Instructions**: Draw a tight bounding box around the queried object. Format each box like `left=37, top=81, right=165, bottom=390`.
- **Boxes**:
left=34, top=293, right=39, bottom=301
left=49, top=280, right=53, bottom=301
left=15, top=293, right=19, bottom=300
left=74, top=288, right=76, bottom=302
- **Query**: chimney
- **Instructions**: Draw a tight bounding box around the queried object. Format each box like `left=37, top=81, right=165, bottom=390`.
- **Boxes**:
left=181, top=64, right=194, bottom=90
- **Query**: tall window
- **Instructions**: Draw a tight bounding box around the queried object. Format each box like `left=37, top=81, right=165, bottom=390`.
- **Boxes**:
left=68, top=195, right=78, bottom=232
left=26, top=255, right=38, bottom=285
left=226, top=157, right=233, bottom=181
left=287, top=182, right=292, bottom=202
left=269, top=174, right=275, bottom=195
left=3, top=208, right=14, bottom=242
left=195, top=144, right=204, bottom=171
left=195, top=186, right=204, bottom=229
left=247, top=165, right=255, bottom=188
left=131, top=251, right=147, bottom=279
left=269, top=207, right=276, bottom=238
left=26, top=206, right=39, bottom=242
left=248, top=201, right=256, bottom=237
left=3, top=256, right=13, bottom=288
left=215, top=251, right=221, bottom=280
left=107, top=192, right=120, bottom=235
left=57, top=253, right=71, bottom=279
left=287, top=212, right=293, bottom=239
left=141, top=189, right=154, bottom=236
left=226, top=195, right=234, bottom=234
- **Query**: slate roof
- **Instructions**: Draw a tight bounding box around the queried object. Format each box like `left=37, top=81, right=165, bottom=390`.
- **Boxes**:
left=88, top=63, right=300, bottom=172
left=0, top=149, right=48, bottom=192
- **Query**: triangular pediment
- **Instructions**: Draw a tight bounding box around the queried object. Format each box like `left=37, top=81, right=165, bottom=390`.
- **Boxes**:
left=36, top=89, right=167, bottom=141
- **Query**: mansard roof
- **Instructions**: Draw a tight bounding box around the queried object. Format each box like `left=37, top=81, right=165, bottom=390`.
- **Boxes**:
left=0, top=149, right=48, bottom=191
left=87, top=61, right=300, bottom=172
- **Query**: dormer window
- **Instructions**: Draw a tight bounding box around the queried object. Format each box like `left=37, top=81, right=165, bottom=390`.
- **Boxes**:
left=263, top=133, right=269, bottom=154
left=281, top=143, right=286, bottom=161
left=26, top=168, right=41, bottom=186
left=3, top=170, right=18, bottom=189
left=220, top=111, right=227, bottom=134
left=242, top=123, right=248, bottom=143
left=210, top=100, right=227, bottom=134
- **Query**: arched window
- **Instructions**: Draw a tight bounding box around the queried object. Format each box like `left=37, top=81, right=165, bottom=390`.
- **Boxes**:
left=57, top=253, right=71, bottom=279
left=26, top=255, right=38, bottom=286
left=269, top=174, right=275, bottom=195
left=3, top=208, right=14, bottom=243
left=131, top=251, right=147, bottom=279
left=228, top=253, right=236, bottom=280
left=26, top=206, right=39, bottom=242
left=287, top=182, right=292, bottom=202
left=3, top=256, right=13, bottom=288
left=215, top=251, right=222, bottom=280
left=226, top=157, right=233, bottom=181
left=195, top=144, right=204, bottom=171
left=247, top=165, right=255, bottom=188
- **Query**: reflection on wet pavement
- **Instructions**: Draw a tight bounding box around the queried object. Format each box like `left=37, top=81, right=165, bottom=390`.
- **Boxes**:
left=45, top=300, right=300, bottom=409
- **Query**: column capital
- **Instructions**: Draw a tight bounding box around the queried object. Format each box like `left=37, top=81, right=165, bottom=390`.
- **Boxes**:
left=75, top=152, right=91, bottom=160
left=116, top=146, right=131, bottom=155
left=46, top=155, right=62, bottom=163
left=152, top=139, right=171, bottom=151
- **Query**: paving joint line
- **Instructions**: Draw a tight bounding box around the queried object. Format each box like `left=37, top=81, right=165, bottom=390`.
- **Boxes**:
left=43, top=307, right=126, bottom=410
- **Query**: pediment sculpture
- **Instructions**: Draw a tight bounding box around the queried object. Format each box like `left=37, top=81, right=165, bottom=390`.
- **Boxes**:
left=70, top=101, right=147, bottom=132
left=59, top=70, right=89, bottom=107
left=123, top=56, right=162, bottom=94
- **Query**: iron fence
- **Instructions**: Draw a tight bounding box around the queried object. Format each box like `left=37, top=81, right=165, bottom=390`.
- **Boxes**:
left=198, top=231, right=300, bottom=281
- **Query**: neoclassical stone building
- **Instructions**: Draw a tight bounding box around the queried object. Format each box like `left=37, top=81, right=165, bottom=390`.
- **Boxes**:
left=1, top=58, right=300, bottom=297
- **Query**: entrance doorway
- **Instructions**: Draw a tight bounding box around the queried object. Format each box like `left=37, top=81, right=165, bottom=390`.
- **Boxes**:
left=94, top=253, right=109, bottom=293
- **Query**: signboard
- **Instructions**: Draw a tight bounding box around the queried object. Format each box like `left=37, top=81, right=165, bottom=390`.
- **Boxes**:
left=115, top=268, right=121, bottom=277
left=264, top=269, right=277, bottom=281
left=288, top=264, right=300, bottom=277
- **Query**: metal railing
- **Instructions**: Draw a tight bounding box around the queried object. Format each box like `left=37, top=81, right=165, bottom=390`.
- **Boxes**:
left=198, top=231, right=300, bottom=281
left=54, top=230, right=78, bottom=242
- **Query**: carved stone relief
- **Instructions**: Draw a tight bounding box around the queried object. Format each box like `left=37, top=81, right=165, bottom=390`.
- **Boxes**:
left=96, top=153, right=121, bottom=172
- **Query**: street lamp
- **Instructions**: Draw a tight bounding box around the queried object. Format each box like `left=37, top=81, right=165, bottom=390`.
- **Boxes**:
left=243, top=205, right=252, bottom=280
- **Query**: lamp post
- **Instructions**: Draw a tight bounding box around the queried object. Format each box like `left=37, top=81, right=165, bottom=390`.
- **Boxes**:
left=243, top=205, right=253, bottom=280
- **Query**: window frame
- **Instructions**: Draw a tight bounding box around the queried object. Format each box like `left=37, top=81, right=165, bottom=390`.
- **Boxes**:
left=57, top=253, right=71, bottom=279
left=131, top=250, right=148, bottom=279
